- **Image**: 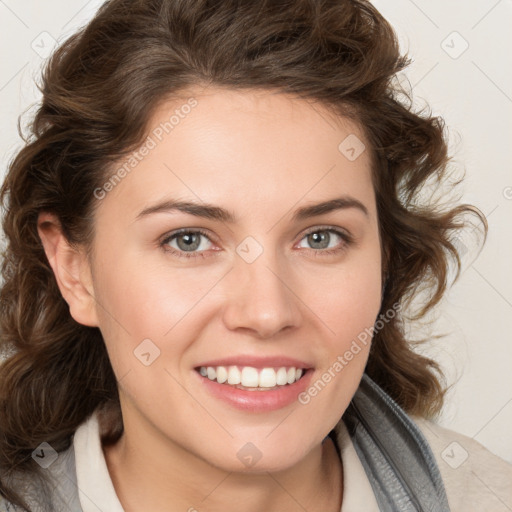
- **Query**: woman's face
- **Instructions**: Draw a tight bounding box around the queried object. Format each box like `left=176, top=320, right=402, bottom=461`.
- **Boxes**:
left=87, top=87, right=383, bottom=472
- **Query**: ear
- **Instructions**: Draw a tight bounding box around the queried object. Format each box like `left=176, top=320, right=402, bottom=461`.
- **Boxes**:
left=37, top=212, right=99, bottom=327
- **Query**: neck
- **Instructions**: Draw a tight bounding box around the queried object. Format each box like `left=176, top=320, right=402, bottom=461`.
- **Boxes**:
left=103, top=416, right=343, bottom=512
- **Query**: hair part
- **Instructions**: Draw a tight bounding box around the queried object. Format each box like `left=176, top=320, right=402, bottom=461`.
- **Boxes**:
left=0, top=0, right=486, bottom=509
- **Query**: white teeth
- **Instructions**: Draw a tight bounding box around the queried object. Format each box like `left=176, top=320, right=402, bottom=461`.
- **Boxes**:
left=241, top=367, right=259, bottom=387
left=198, top=365, right=306, bottom=388
left=259, top=368, right=277, bottom=388
left=276, top=367, right=288, bottom=386
left=216, top=366, right=228, bottom=384
left=227, top=366, right=241, bottom=385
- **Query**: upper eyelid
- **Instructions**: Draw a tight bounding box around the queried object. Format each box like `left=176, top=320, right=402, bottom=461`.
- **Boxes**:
left=161, top=227, right=215, bottom=244
left=301, top=225, right=351, bottom=237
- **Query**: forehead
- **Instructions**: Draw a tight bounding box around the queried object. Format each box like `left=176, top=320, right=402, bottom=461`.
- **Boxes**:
left=96, top=87, right=375, bottom=222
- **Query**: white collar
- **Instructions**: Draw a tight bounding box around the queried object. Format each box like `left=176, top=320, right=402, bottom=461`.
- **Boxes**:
left=334, top=420, right=380, bottom=511
left=73, top=411, right=124, bottom=512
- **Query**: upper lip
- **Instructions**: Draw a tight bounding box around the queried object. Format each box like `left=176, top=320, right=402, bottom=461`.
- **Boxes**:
left=195, top=355, right=313, bottom=370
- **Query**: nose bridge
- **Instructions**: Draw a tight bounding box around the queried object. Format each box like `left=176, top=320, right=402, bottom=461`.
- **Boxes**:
left=221, top=238, right=301, bottom=338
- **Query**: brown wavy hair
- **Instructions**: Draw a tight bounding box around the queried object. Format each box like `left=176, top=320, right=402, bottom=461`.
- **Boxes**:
left=0, top=0, right=487, bottom=509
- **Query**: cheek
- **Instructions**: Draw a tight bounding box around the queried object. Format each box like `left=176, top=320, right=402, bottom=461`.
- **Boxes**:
left=302, top=245, right=383, bottom=345
left=310, top=271, right=380, bottom=377
left=327, top=273, right=382, bottom=344
left=297, top=242, right=382, bottom=391
left=293, top=258, right=382, bottom=433
left=91, top=253, right=226, bottom=371
left=299, top=254, right=381, bottom=412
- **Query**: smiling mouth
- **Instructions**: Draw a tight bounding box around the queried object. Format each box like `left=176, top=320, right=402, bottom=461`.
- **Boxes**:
left=196, top=365, right=308, bottom=391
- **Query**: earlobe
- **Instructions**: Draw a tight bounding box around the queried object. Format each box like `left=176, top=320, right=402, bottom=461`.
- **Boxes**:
left=37, top=212, right=99, bottom=327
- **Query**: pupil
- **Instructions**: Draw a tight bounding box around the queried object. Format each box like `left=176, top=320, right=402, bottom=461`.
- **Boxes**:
left=309, top=231, right=329, bottom=249
left=179, top=233, right=200, bottom=251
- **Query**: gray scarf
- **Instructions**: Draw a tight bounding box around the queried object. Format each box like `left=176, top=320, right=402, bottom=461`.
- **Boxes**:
left=343, top=373, right=451, bottom=511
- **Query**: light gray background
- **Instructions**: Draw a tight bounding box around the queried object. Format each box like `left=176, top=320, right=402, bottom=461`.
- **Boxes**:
left=1, top=0, right=511, bottom=465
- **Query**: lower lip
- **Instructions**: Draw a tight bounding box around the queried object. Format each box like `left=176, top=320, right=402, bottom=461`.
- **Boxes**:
left=194, top=369, right=313, bottom=412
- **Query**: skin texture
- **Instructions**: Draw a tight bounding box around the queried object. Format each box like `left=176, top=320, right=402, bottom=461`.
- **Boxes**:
left=37, top=87, right=383, bottom=511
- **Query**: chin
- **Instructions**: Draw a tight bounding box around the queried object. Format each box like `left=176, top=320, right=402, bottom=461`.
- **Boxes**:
left=197, top=434, right=315, bottom=474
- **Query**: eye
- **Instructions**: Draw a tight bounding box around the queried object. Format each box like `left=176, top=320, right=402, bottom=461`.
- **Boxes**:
left=160, top=226, right=353, bottom=260
left=160, top=229, right=216, bottom=259
left=296, top=227, right=353, bottom=256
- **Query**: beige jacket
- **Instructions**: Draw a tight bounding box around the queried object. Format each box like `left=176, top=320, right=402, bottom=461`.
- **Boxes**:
left=410, top=417, right=512, bottom=512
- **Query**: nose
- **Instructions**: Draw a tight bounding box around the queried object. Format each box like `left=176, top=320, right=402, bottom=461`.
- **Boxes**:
left=221, top=250, right=302, bottom=339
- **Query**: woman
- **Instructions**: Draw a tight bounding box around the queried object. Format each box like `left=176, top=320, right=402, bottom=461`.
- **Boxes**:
left=1, top=0, right=511, bottom=511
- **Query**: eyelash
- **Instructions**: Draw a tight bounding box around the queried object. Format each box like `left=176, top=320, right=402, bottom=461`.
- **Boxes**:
left=159, top=226, right=354, bottom=260
left=160, top=228, right=217, bottom=260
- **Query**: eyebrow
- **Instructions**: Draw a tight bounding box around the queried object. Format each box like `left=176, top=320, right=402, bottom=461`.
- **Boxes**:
left=135, top=196, right=369, bottom=223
